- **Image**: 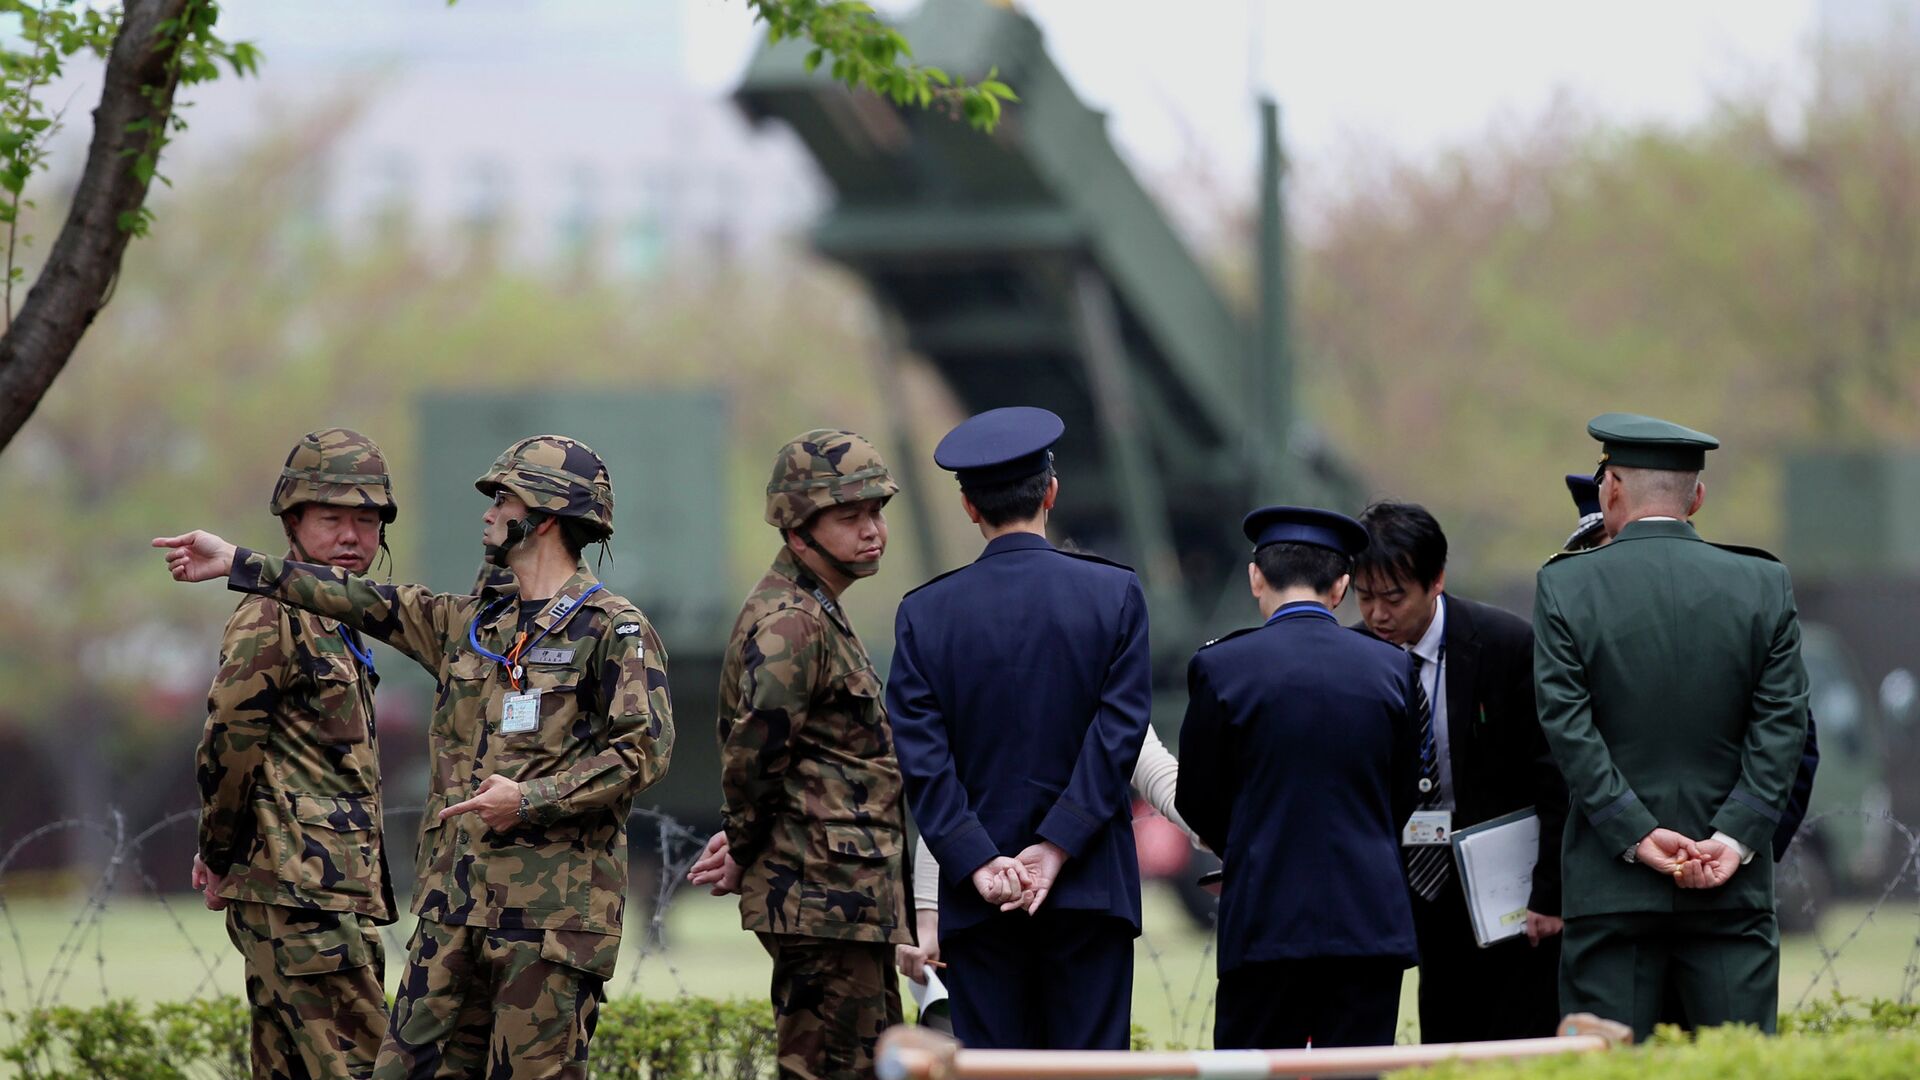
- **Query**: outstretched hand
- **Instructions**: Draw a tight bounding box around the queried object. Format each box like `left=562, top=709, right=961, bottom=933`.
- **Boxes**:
left=438, top=774, right=524, bottom=833
left=152, top=531, right=238, bottom=583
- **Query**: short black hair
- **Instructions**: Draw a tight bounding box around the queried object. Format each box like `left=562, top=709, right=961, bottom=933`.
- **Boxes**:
left=962, top=468, right=1053, bottom=528
left=1355, top=501, right=1447, bottom=588
left=1253, top=542, right=1351, bottom=594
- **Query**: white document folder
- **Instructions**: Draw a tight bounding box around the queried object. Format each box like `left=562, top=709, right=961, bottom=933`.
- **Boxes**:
left=1450, top=807, right=1541, bottom=948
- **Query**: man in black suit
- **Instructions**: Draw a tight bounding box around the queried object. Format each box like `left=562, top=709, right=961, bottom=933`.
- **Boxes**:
left=1352, top=501, right=1568, bottom=1042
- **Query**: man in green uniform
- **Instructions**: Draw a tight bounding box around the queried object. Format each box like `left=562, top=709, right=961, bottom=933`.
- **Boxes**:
left=688, top=430, right=911, bottom=1079
left=196, top=428, right=398, bottom=1080
left=1535, top=413, right=1809, bottom=1040
left=158, top=435, right=674, bottom=1080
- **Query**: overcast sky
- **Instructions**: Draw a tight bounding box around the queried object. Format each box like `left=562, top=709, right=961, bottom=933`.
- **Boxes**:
left=202, top=0, right=1827, bottom=176
left=36, top=0, right=1858, bottom=246
left=677, top=0, right=1823, bottom=175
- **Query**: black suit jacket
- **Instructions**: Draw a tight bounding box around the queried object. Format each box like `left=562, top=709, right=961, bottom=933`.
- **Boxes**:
left=1361, top=594, right=1570, bottom=916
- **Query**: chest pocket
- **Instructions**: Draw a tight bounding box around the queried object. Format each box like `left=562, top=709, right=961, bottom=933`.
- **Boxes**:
left=825, top=665, right=888, bottom=757
left=297, top=653, right=368, bottom=746
left=493, top=659, right=593, bottom=773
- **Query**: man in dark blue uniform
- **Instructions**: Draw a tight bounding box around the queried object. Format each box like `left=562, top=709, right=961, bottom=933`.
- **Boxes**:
left=1176, top=506, right=1423, bottom=1050
left=888, top=406, right=1153, bottom=1051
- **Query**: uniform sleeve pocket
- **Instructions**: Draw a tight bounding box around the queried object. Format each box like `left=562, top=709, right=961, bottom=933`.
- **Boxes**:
left=823, top=822, right=901, bottom=863
left=268, top=908, right=376, bottom=975
left=837, top=667, right=882, bottom=700
left=539, top=928, right=618, bottom=981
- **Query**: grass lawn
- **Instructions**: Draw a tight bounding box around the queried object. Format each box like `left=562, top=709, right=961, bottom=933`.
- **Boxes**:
left=2, top=884, right=1915, bottom=1048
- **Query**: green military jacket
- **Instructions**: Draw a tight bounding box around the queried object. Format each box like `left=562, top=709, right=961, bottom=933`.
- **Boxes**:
left=198, top=576, right=395, bottom=922
left=717, top=547, right=910, bottom=945
left=229, top=548, right=674, bottom=959
left=1533, top=519, right=1809, bottom=918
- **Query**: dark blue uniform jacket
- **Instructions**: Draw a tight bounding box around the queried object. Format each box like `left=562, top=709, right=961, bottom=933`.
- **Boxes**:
left=1176, top=602, right=1422, bottom=973
left=888, top=532, right=1152, bottom=936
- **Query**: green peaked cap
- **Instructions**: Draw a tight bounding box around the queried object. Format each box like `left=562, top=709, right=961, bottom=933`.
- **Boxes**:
left=1587, top=412, right=1719, bottom=471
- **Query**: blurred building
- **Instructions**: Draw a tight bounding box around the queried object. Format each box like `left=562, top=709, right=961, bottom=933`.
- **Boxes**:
left=146, top=0, right=828, bottom=273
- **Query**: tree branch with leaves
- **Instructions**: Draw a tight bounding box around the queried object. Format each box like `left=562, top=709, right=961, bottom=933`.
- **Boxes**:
left=0, top=0, right=253, bottom=451
left=747, top=0, right=1016, bottom=130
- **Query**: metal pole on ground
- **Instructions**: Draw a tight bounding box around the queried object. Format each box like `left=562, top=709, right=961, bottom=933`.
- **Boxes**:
left=878, top=1014, right=1632, bottom=1080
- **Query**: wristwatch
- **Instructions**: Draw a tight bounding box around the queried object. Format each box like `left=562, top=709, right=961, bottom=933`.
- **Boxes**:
left=516, top=791, right=532, bottom=825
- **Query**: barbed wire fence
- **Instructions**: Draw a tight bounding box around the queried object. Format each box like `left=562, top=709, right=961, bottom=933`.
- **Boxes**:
left=1, top=803, right=1916, bottom=1053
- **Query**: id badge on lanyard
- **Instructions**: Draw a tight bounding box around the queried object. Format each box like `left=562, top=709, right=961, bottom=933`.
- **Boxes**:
left=1402, top=810, right=1453, bottom=846
left=501, top=689, right=543, bottom=734
left=470, top=584, right=602, bottom=736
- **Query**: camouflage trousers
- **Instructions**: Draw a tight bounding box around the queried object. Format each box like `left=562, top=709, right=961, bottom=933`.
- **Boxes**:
left=372, top=920, right=612, bottom=1080
left=758, top=933, right=903, bottom=1080
left=225, top=900, right=389, bottom=1080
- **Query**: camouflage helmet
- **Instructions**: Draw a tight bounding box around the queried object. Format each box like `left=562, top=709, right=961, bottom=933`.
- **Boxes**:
left=764, top=429, right=899, bottom=530
left=270, top=428, right=397, bottom=523
left=474, top=435, right=615, bottom=539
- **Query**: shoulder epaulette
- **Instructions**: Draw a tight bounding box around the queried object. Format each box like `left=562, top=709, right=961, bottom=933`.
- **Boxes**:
left=1197, top=625, right=1259, bottom=651
left=901, top=563, right=968, bottom=600
left=1542, top=547, right=1597, bottom=569
left=1053, top=548, right=1136, bottom=572
left=1708, top=541, right=1780, bottom=562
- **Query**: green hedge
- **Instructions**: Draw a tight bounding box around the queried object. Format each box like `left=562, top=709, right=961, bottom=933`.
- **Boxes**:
left=1, top=998, right=248, bottom=1080
left=0, top=996, right=780, bottom=1080
left=592, top=997, right=776, bottom=1079
left=1417, top=995, right=1920, bottom=1080
left=5, top=993, right=1916, bottom=1078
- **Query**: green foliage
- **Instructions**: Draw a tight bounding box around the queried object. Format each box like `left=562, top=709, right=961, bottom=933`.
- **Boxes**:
left=1295, top=25, right=1920, bottom=579
left=0, top=995, right=781, bottom=1079
left=0, top=0, right=257, bottom=316
left=1, top=996, right=248, bottom=1079
left=1777, top=991, right=1920, bottom=1035
left=1415, top=999, right=1920, bottom=1078
left=0, top=0, right=117, bottom=300
left=747, top=0, right=1016, bottom=131
left=121, top=1, right=260, bottom=239
left=440, top=0, right=1017, bottom=130
left=592, top=996, right=778, bottom=1079
left=8, top=995, right=1920, bottom=1078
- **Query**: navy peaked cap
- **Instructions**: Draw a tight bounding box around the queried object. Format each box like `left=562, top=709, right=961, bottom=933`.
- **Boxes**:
left=1242, top=505, right=1369, bottom=556
left=935, top=406, right=1065, bottom=486
left=1565, top=473, right=1600, bottom=517
left=1564, top=473, right=1605, bottom=549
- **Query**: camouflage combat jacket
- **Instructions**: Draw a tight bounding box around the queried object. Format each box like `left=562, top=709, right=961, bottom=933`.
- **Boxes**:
left=718, top=547, right=910, bottom=945
left=198, top=575, right=395, bottom=922
left=229, top=548, right=674, bottom=949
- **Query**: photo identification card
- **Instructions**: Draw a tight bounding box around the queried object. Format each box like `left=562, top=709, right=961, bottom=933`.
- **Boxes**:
left=1402, top=809, right=1452, bottom=846
left=501, top=689, right=543, bottom=734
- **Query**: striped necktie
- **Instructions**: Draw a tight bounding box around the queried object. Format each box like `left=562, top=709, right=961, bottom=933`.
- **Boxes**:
left=1403, top=665, right=1453, bottom=901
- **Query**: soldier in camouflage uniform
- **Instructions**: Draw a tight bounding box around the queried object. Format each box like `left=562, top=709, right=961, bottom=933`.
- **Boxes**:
left=195, top=428, right=399, bottom=1080
left=158, top=435, right=674, bottom=1080
left=689, top=430, right=911, bottom=1080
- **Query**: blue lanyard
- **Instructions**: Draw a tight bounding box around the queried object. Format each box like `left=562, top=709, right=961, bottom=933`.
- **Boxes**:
left=336, top=627, right=375, bottom=675
left=468, top=583, right=604, bottom=685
